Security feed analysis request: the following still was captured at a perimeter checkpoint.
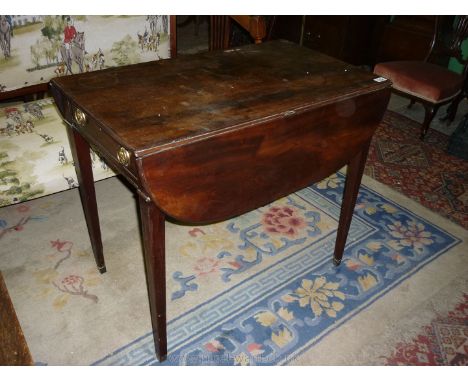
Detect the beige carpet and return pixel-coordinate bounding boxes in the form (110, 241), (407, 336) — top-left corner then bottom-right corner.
(0, 173), (466, 365)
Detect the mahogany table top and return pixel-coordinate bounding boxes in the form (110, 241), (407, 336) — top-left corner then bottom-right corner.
(50, 40), (388, 157)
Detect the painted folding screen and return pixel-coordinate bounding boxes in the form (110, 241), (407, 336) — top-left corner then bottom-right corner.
(0, 15), (171, 91)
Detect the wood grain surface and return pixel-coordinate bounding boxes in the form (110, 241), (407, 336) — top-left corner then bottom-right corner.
(0, 272), (33, 365)
(50, 40), (389, 155)
(50, 40), (390, 223)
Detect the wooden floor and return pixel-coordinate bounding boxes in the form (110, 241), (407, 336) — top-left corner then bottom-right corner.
(0, 271), (33, 365)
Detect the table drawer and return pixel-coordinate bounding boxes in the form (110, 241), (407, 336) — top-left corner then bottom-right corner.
(63, 100), (139, 185)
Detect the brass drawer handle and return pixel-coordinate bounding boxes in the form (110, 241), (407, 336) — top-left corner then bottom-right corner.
(117, 147), (130, 166)
(74, 108), (87, 127)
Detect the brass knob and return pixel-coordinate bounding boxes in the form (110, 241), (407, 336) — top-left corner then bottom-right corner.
(74, 108), (87, 127)
(117, 147), (130, 166)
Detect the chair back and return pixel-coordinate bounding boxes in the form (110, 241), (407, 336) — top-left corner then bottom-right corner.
(426, 16), (468, 73)
(209, 16), (267, 51)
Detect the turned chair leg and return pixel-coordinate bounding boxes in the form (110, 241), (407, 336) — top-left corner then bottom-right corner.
(420, 104), (438, 140)
(441, 92), (464, 124)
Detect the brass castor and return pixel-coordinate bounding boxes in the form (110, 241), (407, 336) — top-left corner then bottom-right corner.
(333, 257), (342, 266)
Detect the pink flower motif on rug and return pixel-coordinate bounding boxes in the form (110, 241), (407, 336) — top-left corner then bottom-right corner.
(0, 216), (30, 239)
(387, 221), (433, 252)
(247, 343), (264, 356)
(53, 275), (98, 303)
(31, 239), (101, 309)
(16, 204), (30, 213)
(261, 206), (307, 238)
(193, 257), (221, 277)
(383, 294), (468, 365)
(50, 239), (73, 270)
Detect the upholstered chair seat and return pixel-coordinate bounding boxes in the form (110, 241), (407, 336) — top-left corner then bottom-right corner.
(374, 61), (464, 103)
(373, 16), (468, 139)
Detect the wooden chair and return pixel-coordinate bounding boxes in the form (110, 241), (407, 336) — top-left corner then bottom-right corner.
(209, 16), (268, 51)
(374, 16), (468, 139)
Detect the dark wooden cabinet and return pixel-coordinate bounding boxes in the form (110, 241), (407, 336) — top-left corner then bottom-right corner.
(303, 16), (378, 66)
(270, 15), (304, 45)
(271, 16), (389, 67)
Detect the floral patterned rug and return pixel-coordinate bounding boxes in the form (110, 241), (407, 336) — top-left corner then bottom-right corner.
(0, 171), (466, 365)
(383, 293), (468, 365)
(366, 111), (468, 231)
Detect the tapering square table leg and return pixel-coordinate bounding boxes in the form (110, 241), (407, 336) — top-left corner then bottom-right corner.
(333, 141), (371, 266)
(138, 195), (167, 362)
(66, 126), (106, 273)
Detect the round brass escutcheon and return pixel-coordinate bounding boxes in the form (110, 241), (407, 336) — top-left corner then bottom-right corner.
(74, 108), (87, 127)
(117, 147), (131, 166)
